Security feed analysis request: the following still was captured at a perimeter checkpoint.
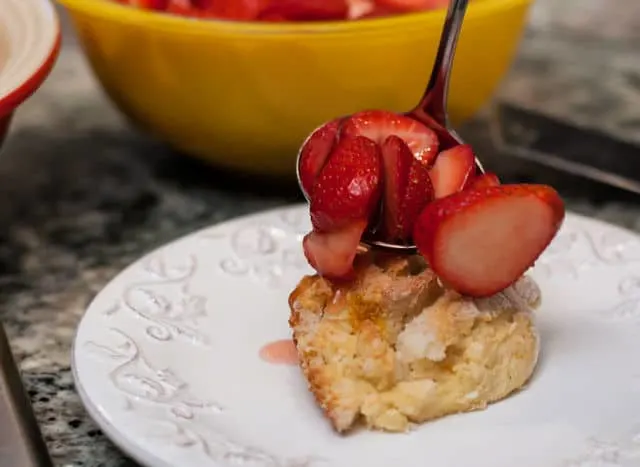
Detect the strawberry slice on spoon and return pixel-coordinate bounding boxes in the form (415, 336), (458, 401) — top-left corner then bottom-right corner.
(413, 184), (565, 297)
(303, 220), (367, 280)
(309, 136), (382, 232)
(401, 154), (435, 238)
(303, 136), (382, 279)
(467, 172), (500, 190)
(380, 135), (414, 240)
(342, 109), (439, 165)
(380, 135), (434, 242)
(297, 119), (342, 198)
(429, 144), (475, 198)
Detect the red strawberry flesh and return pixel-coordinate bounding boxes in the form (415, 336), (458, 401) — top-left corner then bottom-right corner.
(310, 135), (382, 232)
(260, 0), (349, 21)
(376, 0), (448, 11)
(413, 184), (565, 297)
(467, 172), (500, 190)
(379, 135), (434, 242)
(429, 144), (475, 198)
(302, 220), (366, 280)
(342, 110), (439, 166)
(346, 0), (375, 18)
(399, 156), (434, 241)
(355, 3), (406, 18)
(130, 0), (169, 9)
(165, 0), (203, 16)
(203, 0), (267, 19)
(380, 135), (413, 241)
(298, 119), (342, 198)
(119, 0), (447, 20)
(258, 11), (289, 20)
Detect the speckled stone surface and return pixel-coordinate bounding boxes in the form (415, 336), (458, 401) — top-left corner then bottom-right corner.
(503, 0), (640, 145)
(2, 0), (640, 465)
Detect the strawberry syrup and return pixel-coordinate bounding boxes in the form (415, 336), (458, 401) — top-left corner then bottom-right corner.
(259, 339), (298, 365)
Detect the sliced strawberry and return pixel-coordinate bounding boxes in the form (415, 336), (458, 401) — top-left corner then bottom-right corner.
(380, 135), (413, 240)
(310, 136), (382, 232)
(260, 0), (349, 21)
(258, 10), (289, 20)
(467, 172), (500, 190)
(298, 119), (342, 198)
(189, 0), (213, 7)
(303, 220), (366, 280)
(375, 0), (449, 12)
(166, 0), (203, 16)
(341, 110), (439, 166)
(358, 4), (404, 18)
(413, 184), (565, 297)
(400, 156), (434, 240)
(379, 135), (433, 242)
(130, 0), (169, 9)
(429, 144), (475, 198)
(197, 0), (266, 20)
(346, 0), (376, 18)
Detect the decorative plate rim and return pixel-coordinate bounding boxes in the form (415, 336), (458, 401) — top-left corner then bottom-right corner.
(70, 203), (640, 467)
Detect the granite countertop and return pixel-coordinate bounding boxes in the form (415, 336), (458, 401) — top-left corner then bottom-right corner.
(2, 0), (640, 465)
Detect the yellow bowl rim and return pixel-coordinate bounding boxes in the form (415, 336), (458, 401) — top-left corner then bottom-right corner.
(56, 0), (532, 36)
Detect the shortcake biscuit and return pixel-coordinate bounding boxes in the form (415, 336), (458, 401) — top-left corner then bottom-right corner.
(289, 253), (541, 433)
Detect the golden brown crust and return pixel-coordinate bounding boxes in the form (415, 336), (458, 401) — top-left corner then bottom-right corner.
(289, 253), (541, 433)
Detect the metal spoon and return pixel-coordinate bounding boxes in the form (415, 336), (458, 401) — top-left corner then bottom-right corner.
(297, 0), (483, 252)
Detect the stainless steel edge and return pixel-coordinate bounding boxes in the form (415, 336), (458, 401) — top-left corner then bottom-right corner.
(0, 324), (53, 467)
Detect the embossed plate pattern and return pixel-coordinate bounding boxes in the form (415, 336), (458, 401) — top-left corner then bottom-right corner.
(73, 204), (640, 467)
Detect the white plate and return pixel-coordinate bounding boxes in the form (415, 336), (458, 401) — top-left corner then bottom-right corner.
(72, 204), (640, 467)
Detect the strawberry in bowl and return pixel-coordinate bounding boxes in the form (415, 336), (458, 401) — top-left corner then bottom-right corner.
(0, 0), (61, 148)
(298, 109), (565, 298)
(111, 0), (451, 21)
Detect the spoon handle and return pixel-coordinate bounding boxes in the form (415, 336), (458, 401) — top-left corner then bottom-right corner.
(411, 0), (470, 127)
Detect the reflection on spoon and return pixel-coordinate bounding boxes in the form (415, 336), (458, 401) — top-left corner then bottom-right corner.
(259, 339), (298, 365)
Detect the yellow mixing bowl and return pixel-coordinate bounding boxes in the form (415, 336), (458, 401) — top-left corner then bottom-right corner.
(58, 0), (532, 176)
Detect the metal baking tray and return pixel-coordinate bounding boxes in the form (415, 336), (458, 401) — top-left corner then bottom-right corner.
(490, 103), (640, 195)
(0, 323), (52, 467)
